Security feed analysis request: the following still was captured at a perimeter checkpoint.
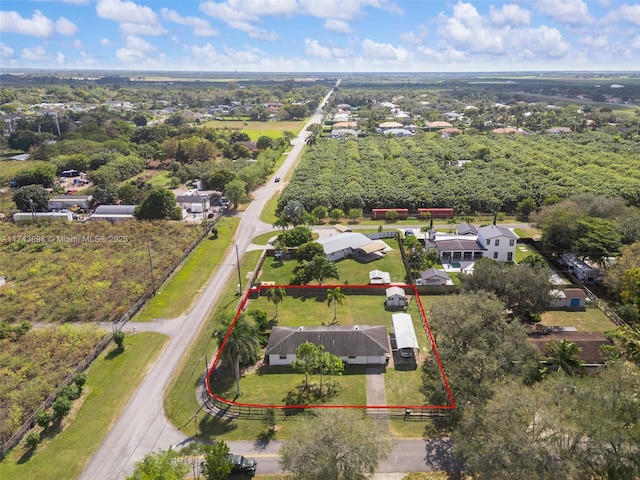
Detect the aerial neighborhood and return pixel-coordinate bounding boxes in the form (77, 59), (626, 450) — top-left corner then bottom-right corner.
(1, 69), (639, 480)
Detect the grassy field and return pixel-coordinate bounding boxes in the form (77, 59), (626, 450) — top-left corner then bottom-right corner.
(0, 332), (169, 480)
(200, 120), (304, 139)
(540, 308), (617, 333)
(135, 217), (240, 321)
(0, 159), (48, 182)
(260, 192), (280, 225)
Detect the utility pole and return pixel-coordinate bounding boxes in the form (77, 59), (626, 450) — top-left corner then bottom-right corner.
(235, 244), (242, 295)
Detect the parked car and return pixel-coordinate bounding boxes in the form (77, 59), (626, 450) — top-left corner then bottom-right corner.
(226, 454), (257, 477)
(274, 177), (281, 182)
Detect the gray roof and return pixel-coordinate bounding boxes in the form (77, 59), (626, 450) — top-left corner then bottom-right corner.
(420, 268), (450, 280)
(392, 313), (419, 350)
(94, 205), (137, 215)
(50, 195), (93, 201)
(434, 238), (484, 251)
(265, 325), (389, 357)
(477, 225), (518, 239)
(175, 195), (207, 204)
(317, 232), (373, 255)
(456, 222), (478, 235)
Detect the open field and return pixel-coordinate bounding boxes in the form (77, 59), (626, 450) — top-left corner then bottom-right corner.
(0, 221), (203, 323)
(200, 120), (304, 139)
(135, 217), (239, 321)
(0, 332), (169, 480)
(0, 159), (48, 182)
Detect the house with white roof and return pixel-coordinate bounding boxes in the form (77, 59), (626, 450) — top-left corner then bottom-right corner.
(317, 232), (387, 262)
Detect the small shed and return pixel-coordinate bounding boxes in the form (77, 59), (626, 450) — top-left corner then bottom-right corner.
(551, 288), (588, 310)
(13, 212), (73, 224)
(369, 270), (391, 285)
(385, 286), (408, 309)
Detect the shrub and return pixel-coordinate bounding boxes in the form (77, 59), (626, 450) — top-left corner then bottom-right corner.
(35, 410), (51, 429)
(26, 432), (41, 449)
(59, 383), (81, 401)
(52, 396), (72, 420)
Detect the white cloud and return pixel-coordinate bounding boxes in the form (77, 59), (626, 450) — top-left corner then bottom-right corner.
(632, 36), (640, 49)
(536, 0), (592, 25)
(96, 0), (159, 25)
(100, 38), (112, 47)
(489, 4), (531, 27)
(324, 19), (350, 34)
(304, 38), (350, 60)
(400, 25), (429, 45)
(120, 23), (167, 35)
(603, 4), (640, 26)
(124, 34), (156, 52)
(199, 1), (282, 40)
(581, 35), (608, 48)
(21, 45), (49, 61)
(161, 8), (218, 36)
(0, 10), (54, 38)
(299, 0), (402, 20)
(62, 0), (90, 4)
(361, 39), (411, 61)
(57, 51), (66, 64)
(56, 17), (79, 36)
(0, 43), (15, 58)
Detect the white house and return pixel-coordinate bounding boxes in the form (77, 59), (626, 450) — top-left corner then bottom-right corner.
(264, 325), (389, 366)
(560, 253), (601, 285)
(175, 194), (209, 212)
(476, 225), (518, 262)
(385, 286), (408, 309)
(317, 232), (387, 262)
(551, 288), (588, 310)
(369, 270), (391, 284)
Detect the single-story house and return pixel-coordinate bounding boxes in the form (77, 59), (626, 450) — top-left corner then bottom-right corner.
(551, 288), (588, 310)
(416, 268), (451, 286)
(378, 121), (404, 130)
(265, 325), (389, 366)
(529, 331), (612, 367)
(317, 232), (387, 262)
(14, 211), (73, 224)
(385, 286), (408, 309)
(425, 121), (453, 130)
(392, 313), (419, 357)
(380, 128), (413, 137)
(175, 194), (209, 211)
(48, 195), (93, 211)
(330, 128), (359, 138)
(369, 270), (391, 285)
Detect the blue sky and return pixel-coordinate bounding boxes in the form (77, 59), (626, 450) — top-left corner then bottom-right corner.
(1, 0), (639, 72)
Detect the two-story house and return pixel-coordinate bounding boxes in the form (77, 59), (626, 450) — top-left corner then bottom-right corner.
(476, 225), (518, 262)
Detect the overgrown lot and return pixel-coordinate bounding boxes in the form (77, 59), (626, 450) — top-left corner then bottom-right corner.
(0, 221), (202, 323)
(0, 324), (104, 446)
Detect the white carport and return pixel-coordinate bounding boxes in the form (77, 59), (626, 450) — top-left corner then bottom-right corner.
(392, 313), (419, 352)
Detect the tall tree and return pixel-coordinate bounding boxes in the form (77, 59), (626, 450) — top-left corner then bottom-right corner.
(326, 287), (345, 324)
(283, 200), (305, 226)
(214, 315), (261, 397)
(135, 188), (177, 220)
(224, 178), (246, 209)
(280, 409), (393, 480)
(12, 184), (49, 212)
(292, 341), (320, 391)
(265, 287), (286, 318)
(304, 256), (339, 285)
(544, 339), (585, 375)
(200, 441), (233, 480)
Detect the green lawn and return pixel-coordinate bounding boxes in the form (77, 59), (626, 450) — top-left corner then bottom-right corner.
(260, 193), (280, 225)
(0, 332), (169, 480)
(540, 308), (617, 333)
(200, 120), (304, 138)
(258, 238), (407, 286)
(135, 217), (240, 321)
(0, 159), (48, 181)
(210, 365), (367, 407)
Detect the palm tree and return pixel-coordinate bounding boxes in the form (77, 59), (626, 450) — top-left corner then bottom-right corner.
(326, 287), (345, 325)
(305, 133), (318, 149)
(214, 315), (260, 397)
(265, 287), (286, 318)
(545, 339), (585, 376)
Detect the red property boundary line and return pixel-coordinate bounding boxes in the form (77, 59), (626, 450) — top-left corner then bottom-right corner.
(205, 283), (455, 411)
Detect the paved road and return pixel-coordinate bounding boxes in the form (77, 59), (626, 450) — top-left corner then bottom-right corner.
(79, 84), (339, 480)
